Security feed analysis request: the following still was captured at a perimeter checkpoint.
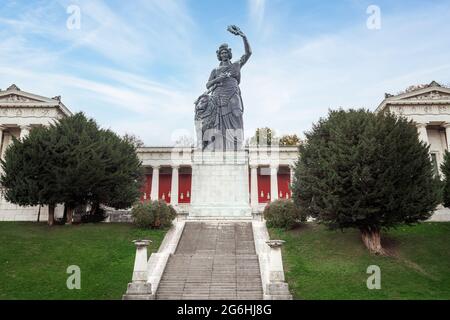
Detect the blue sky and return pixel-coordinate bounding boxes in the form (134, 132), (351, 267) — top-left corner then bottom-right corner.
(1, 0), (449, 145)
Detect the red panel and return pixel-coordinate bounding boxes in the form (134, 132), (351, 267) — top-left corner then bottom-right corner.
(159, 173), (172, 203)
(179, 173), (192, 203)
(140, 175), (152, 203)
(277, 173), (291, 199)
(258, 170), (271, 203)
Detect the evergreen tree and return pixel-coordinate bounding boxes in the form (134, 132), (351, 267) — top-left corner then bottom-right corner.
(440, 150), (450, 207)
(292, 109), (439, 254)
(48, 113), (143, 224)
(1, 126), (59, 225)
(1, 112), (143, 225)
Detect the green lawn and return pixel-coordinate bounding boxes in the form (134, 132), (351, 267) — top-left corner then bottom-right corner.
(0, 222), (167, 300)
(1, 221), (449, 300)
(269, 222), (450, 299)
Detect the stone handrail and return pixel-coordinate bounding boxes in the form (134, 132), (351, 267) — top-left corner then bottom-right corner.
(122, 218), (186, 300)
(252, 220), (292, 300)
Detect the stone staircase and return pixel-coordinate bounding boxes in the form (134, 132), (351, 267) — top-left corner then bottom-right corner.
(156, 222), (263, 300)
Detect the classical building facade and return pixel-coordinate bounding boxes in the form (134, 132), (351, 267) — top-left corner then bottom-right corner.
(1, 81), (449, 221)
(137, 146), (297, 216)
(0, 84), (72, 220)
(376, 81), (450, 175)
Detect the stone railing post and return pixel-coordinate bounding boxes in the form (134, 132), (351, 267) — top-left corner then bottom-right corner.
(122, 239), (154, 300)
(265, 240), (292, 299)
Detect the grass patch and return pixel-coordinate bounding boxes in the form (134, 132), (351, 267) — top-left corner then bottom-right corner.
(0, 222), (167, 300)
(269, 222), (450, 299)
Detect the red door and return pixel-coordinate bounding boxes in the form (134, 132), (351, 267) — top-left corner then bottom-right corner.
(140, 174), (152, 202)
(258, 167), (271, 203)
(159, 173), (172, 203)
(179, 173), (192, 203)
(277, 173), (291, 199)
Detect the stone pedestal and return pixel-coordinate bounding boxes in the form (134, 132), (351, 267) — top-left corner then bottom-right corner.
(265, 240), (292, 300)
(122, 239), (155, 300)
(189, 150), (251, 219)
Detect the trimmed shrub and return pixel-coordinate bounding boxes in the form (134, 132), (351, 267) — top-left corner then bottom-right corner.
(263, 199), (301, 229)
(131, 200), (177, 229)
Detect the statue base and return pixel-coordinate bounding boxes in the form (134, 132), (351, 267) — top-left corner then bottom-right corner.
(189, 150), (252, 219)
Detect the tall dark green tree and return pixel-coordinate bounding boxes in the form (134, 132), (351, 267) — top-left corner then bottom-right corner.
(292, 109), (439, 254)
(1, 112), (143, 225)
(1, 126), (59, 225)
(440, 151), (450, 207)
(48, 113), (143, 224)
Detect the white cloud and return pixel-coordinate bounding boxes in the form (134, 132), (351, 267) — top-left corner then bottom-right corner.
(248, 0), (266, 30)
(1, 1), (449, 145)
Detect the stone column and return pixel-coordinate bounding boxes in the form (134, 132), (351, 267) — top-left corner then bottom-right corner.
(0, 126), (4, 158)
(444, 123), (450, 151)
(122, 240), (154, 300)
(250, 164), (258, 212)
(289, 164), (295, 199)
(19, 125), (31, 140)
(416, 123), (429, 145)
(289, 165), (295, 184)
(270, 164), (278, 202)
(265, 240), (292, 299)
(150, 166), (160, 200)
(170, 165), (179, 206)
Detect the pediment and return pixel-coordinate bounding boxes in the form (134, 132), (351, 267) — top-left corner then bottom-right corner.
(388, 83), (450, 102)
(398, 89), (450, 101)
(376, 81), (450, 113)
(0, 93), (47, 103)
(0, 89), (59, 104)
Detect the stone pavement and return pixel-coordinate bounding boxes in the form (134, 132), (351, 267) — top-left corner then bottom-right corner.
(428, 205), (450, 221)
(156, 222), (263, 300)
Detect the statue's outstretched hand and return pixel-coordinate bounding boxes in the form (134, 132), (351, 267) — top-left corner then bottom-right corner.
(227, 25), (245, 37)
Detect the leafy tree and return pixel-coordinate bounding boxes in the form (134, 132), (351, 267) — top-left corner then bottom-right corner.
(279, 134), (301, 146)
(248, 127), (276, 146)
(292, 109), (439, 254)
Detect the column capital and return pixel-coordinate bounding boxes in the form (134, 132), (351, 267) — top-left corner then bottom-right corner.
(443, 123), (450, 129)
(171, 165), (180, 170)
(250, 163), (259, 169)
(270, 164), (279, 171)
(152, 165), (160, 170)
(416, 122), (428, 128)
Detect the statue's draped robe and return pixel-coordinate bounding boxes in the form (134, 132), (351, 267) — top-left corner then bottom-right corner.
(196, 52), (250, 151)
(208, 53), (250, 151)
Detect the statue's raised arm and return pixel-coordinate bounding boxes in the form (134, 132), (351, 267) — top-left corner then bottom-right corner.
(227, 25), (252, 68)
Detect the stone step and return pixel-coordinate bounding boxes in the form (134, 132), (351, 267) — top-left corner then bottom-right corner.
(156, 222), (263, 300)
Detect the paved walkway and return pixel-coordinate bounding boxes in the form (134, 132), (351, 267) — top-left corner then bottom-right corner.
(156, 222), (263, 300)
(428, 206), (450, 221)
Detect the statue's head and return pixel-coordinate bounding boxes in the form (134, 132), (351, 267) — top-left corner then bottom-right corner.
(216, 43), (232, 61)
